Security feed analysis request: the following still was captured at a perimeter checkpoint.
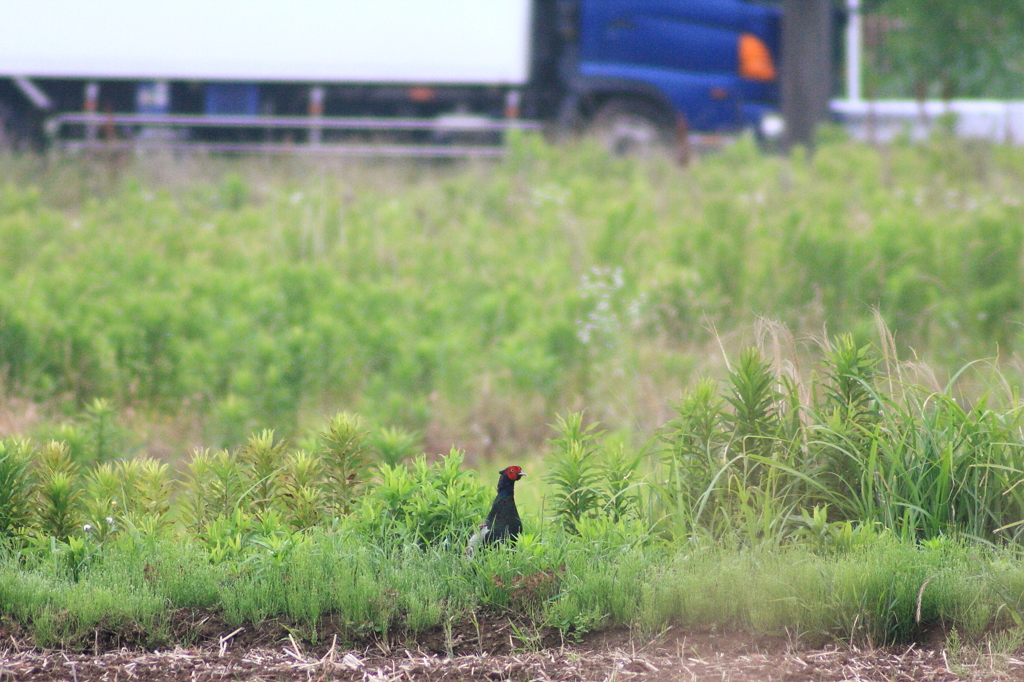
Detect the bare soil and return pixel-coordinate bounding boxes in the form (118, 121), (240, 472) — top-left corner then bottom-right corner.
(3, 616), (1023, 681)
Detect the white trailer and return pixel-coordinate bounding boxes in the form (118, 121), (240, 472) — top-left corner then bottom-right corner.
(0, 0), (540, 154)
(0, 0), (534, 85)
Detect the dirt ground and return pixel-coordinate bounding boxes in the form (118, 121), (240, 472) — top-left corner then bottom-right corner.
(4, 619), (1024, 682)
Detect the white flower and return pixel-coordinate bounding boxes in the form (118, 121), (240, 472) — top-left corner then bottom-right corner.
(83, 523), (93, 532)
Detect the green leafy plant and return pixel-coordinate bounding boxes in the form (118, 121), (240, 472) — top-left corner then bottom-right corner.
(278, 449), (325, 530)
(597, 435), (645, 523)
(129, 457), (174, 519)
(656, 378), (727, 535)
(545, 413), (604, 530)
(238, 429), (287, 514)
(363, 448), (488, 547)
(81, 461), (121, 541)
(724, 347), (781, 467)
(369, 425), (421, 469)
(83, 398), (119, 463)
(318, 413), (371, 517)
(180, 447), (247, 531)
(33, 441), (81, 541)
(0, 438), (34, 537)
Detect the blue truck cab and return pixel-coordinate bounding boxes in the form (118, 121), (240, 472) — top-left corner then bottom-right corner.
(557, 0), (781, 152)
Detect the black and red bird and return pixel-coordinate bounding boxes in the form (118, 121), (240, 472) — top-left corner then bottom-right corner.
(467, 465), (525, 557)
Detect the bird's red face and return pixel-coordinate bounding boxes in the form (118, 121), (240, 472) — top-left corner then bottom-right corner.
(504, 465), (524, 481)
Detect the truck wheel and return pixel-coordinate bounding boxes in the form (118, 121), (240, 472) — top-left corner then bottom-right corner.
(0, 103), (35, 152)
(0, 103), (18, 151)
(590, 99), (675, 157)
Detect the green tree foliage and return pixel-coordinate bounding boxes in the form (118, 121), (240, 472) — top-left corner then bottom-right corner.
(870, 0), (1024, 98)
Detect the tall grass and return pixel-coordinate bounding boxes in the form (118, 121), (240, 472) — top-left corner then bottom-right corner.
(638, 535), (1020, 646)
(654, 329), (1024, 545)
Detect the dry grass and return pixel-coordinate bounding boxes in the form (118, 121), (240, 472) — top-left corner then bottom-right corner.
(3, 629), (1020, 681)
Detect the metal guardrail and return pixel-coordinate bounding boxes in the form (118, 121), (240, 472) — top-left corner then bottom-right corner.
(56, 141), (511, 157)
(831, 99), (1024, 145)
(45, 112), (545, 156)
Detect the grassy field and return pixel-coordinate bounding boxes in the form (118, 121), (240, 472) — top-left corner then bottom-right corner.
(4, 133), (1024, 652)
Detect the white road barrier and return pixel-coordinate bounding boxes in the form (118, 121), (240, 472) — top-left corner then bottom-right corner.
(831, 99), (1024, 145)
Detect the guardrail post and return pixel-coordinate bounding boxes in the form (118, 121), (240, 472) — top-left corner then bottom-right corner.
(503, 90), (521, 147)
(84, 82), (99, 142)
(504, 90), (521, 121)
(309, 86), (325, 146)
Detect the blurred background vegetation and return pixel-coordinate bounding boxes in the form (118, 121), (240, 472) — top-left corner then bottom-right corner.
(2, 133), (1024, 459)
(860, 0), (1024, 99)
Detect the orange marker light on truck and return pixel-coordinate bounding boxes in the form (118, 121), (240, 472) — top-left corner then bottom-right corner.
(408, 86), (436, 102)
(738, 33), (777, 82)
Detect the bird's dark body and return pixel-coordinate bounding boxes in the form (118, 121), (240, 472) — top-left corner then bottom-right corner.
(467, 466), (524, 556)
(484, 492), (522, 544)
